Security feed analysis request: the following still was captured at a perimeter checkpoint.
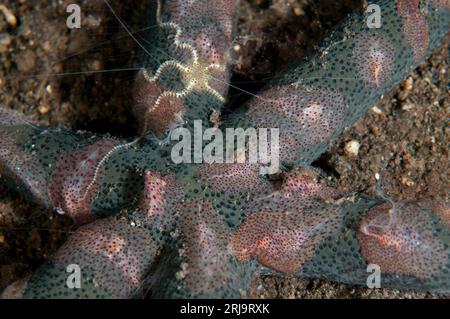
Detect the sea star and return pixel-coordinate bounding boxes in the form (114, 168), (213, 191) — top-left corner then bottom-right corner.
(0, 0), (449, 298)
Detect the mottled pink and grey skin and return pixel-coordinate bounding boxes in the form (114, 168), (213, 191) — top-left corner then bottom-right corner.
(48, 138), (119, 225)
(52, 217), (158, 298)
(397, 0), (431, 61)
(132, 0), (237, 137)
(418, 199), (450, 228)
(0, 109), (49, 204)
(244, 85), (347, 163)
(232, 170), (342, 275)
(242, 168), (339, 213)
(357, 202), (448, 279)
(0, 132), (50, 205)
(197, 160), (275, 195)
(353, 33), (395, 89)
(1, 169), (183, 299)
(1, 0), (449, 298)
(177, 198), (234, 294)
(139, 171), (183, 220)
(133, 71), (186, 136)
(164, 0), (236, 64)
(431, 0), (450, 9)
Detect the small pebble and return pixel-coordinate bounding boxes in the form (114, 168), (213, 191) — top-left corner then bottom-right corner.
(344, 140), (360, 157)
(293, 6), (304, 16)
(371, 106), (383, 115)
(38, 105), (50, 115)
(401, 103), (415, 111)
(45, 84), (53, 94)
(0, 5), (17, 29)
(401, 176), (415, 187)
(403, 77), (413, 91)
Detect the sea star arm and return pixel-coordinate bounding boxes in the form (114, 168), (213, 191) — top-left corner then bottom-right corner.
(0, 0), (449, 299)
